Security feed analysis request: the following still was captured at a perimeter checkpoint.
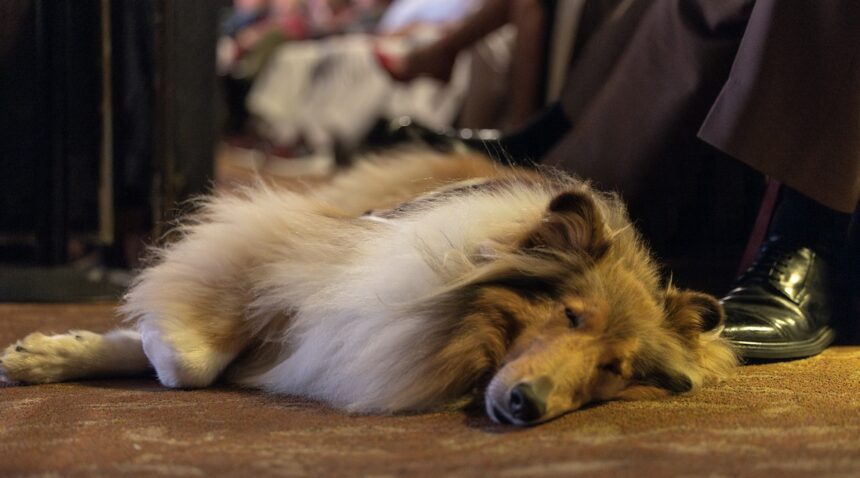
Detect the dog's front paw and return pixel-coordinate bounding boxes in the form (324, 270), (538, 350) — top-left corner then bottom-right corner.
(0, 331), (98, 384)
(0, 345), (22, 385)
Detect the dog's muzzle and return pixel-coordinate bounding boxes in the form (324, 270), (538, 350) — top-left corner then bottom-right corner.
(487, 377), (553, 426)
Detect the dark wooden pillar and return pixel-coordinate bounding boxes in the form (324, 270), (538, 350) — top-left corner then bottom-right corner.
(33, 0), (71, 265)
(152, 0), (218, 235)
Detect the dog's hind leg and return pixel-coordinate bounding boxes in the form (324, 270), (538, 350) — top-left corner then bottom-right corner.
(0, 329), (149, 384)
(136, 315), (245, 389)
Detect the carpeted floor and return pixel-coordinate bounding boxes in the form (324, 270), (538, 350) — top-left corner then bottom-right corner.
(2, 303), (859, 477)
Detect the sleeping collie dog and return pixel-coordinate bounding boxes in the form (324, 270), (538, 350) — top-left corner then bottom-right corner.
(1, 151), (736, 425)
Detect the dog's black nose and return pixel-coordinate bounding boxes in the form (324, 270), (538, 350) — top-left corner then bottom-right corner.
(508, 383), (545, 423)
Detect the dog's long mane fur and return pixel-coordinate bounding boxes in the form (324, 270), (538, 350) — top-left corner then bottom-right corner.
(121, 151), (734, 412)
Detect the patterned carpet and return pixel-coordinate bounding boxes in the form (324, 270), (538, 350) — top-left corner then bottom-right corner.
(2, 303), (859, 477)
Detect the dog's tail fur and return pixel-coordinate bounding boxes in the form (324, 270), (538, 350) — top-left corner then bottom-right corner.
(0, 329), (150, 384)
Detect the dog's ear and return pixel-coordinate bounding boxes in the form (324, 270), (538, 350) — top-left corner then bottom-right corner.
(663, 289), (725, 341)
(521, 190), (609, 257)
(615, 289), (724, 400)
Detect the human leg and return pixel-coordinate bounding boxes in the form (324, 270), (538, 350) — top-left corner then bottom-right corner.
(499, 0), (547, 130)
(698, 0), (860, 358)
(720, 186), (853, 359)
(390, 0), (510, 82)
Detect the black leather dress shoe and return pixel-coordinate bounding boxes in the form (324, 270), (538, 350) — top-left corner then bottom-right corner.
(369, 116), (535, 167)
(370, 116), (503, 153)
(372, 102), (573, 164)
(721, 237), (837, 360)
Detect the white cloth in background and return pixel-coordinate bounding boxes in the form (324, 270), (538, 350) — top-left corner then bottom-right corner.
(377, 0), (480, 33)
(246, 34), (471, 151)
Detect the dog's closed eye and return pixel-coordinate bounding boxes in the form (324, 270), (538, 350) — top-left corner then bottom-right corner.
(565, 308), (582, 328)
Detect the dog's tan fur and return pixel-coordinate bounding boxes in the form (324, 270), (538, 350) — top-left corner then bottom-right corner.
(0, 151), (736, 425)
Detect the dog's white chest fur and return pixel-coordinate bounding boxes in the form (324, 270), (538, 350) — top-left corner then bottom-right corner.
(243, 188), (550, 410)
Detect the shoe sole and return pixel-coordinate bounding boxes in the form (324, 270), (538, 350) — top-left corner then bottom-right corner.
(728, 326), (836, 360)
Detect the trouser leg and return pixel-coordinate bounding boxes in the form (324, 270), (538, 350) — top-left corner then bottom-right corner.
(698, 0), (860, 214)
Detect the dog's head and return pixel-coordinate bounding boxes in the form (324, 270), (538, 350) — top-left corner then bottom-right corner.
(459, 189), (736, 426)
